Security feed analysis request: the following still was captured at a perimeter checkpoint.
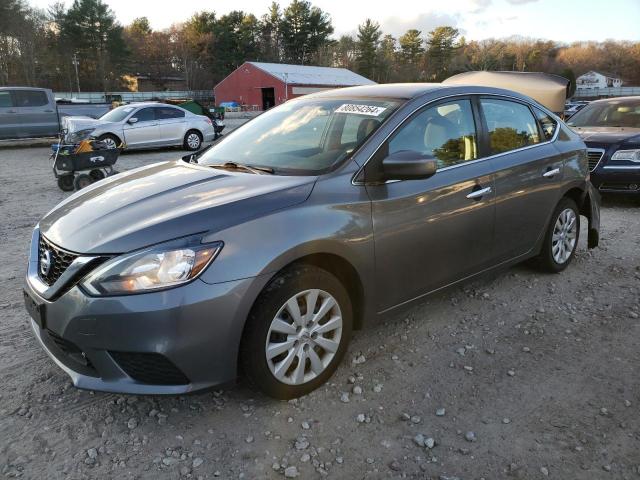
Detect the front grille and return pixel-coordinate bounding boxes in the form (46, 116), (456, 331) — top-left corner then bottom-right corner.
(587, 149), (604, 172)
(38, 235), (79, 286)
(46, 329), (95, 370)
(109, 351), (190, 385)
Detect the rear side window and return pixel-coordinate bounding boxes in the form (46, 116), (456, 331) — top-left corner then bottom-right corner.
(13, 90), (48, 107)
(533, 107), (558, 141)
(0, 91), (13, 107)
(156, 107), (185, 120)
(389, 99), (478, 169)
(480, 98), (540, 154)
(134, 107), (155, 122)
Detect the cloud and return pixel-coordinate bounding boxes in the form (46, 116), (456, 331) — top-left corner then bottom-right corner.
(505, 0), (539, 4)
(380, 12), (462, 37)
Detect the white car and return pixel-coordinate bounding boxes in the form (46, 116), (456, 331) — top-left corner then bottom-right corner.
(63, 102), (217, 151)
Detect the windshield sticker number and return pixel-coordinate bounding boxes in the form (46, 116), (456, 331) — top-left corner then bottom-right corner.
(335, 104), (387, 116)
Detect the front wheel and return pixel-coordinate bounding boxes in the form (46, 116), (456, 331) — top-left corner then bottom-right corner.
(240, 265), (353, 399)
(96, 134), (119, 150)
(536, 197), (580, 273)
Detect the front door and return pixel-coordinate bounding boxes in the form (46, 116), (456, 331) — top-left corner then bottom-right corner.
(478, 97), (564, 262)
(154, 106), (186, 145)
(365, 98), (496, 312)
(122, 107), (159, 148)
(0, 90), (18, 139)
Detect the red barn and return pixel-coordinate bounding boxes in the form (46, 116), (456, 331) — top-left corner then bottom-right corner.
(214, 62), (375, 110)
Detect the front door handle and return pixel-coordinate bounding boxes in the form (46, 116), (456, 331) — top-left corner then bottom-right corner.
(466, 186), (492, 199)
(543, 167), (560, 178)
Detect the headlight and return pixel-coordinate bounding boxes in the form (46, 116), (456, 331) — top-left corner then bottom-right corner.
(611, 149), (640, 162)
(81, 237), (223, 296)
(66, 128), (95, 143)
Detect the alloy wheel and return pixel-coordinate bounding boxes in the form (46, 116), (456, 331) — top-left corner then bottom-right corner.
(265, 289), (343, 385)
(102, 137), (117, 149)
(552, 208), (577, 264)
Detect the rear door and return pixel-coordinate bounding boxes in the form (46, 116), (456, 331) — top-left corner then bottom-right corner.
(478, 97), (564, 262)
(365, 97), (496, 312)
(9, 89), (58, 138)
(122, 107), (159, 148)
(154, 106), (187, 145)
(0, 90), (18, 139)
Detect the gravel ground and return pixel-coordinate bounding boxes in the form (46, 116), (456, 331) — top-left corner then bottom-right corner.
(0, 142), (639, 480)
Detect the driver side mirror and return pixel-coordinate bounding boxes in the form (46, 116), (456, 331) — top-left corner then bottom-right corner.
(128, 117), (138, 124)
(381, 150), (438, 181)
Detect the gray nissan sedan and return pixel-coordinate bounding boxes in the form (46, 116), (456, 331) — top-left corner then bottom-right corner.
(24, 83), (600, 399)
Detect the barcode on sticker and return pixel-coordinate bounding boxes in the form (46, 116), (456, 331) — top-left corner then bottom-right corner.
(335, 104), (387, 116)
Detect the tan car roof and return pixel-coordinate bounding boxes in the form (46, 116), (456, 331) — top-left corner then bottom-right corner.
(443, 71), (569, 114)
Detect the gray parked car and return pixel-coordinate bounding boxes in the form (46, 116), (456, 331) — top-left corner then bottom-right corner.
(24, 84), (600, 399)
(63, 102), (217, 151)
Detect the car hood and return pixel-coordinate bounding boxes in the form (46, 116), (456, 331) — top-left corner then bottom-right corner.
(39, 160), (316, 254)
(571, 126), (640, 144)
(62, 116), (106, 133)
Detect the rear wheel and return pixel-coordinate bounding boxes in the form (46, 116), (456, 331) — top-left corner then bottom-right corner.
(97, 134), (119, 150)
(57, 174), (75, 192)
(89, 169), (106, 181)
(74, 174), (93, 190)
(536, 197), (580, 273)
(240, 265), (353, 399)
(183, 130), (202, 151)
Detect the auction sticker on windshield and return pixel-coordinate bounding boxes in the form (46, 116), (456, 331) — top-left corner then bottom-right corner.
(335, 104), (387, 116)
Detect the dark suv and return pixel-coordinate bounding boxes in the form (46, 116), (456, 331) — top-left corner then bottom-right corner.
(24, 84), (600, 399)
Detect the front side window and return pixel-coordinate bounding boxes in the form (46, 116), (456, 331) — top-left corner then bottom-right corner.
(534, 107), (558, 141)
(0, 91), (13, 108)
(156, 106), (185, 120)
(134, 108), (155, 123)
(13, 90), (48, 107)
(199, 97), (400, 175)
(481, 98), (540, 154)
(388, 99), (478, 169)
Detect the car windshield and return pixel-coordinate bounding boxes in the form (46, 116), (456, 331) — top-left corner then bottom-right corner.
(568, 99), (640, 128)
(198, 97), (401, 174)
(100, 106), (135, 123)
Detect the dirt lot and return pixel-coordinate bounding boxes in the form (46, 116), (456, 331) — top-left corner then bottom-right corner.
(0, 144), (639, 480)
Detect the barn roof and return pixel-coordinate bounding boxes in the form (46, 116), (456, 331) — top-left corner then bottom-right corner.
(247, 62), (376, 86)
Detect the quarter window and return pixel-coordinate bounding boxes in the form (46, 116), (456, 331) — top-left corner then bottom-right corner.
(533, 107), (558, 141)
(389, 99), (478, 168)
(481, 98), (540, 154)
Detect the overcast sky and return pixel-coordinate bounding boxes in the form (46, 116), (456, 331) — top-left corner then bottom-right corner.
(30, 0), (640, 43)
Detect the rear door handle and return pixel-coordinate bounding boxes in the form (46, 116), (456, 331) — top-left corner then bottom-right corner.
(543, 167), (560, 178)
(466, 186), (492, 199)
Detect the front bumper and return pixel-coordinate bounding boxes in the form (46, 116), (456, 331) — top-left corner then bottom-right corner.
(591, 166), (640, 194)
(24, 229), (267, 394)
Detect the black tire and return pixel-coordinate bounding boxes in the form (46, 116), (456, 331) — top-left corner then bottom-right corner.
(536, 197), (580, 273)
(240, 264), (353, 400)
(74, 174), (93, 191)
(183, 130), (202, 151)
(57, 174), (75, 192)
(97, 134), (120, 150)
(89, 169), (106, 181)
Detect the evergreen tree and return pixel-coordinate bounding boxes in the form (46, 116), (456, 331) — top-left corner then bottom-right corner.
(356, 19), (381, 80)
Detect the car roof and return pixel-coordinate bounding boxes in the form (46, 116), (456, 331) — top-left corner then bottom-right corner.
(307, 83), (543, 107)
(588, 96), (640, 105)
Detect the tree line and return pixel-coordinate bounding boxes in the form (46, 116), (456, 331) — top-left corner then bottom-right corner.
(2, 0), (639, 93)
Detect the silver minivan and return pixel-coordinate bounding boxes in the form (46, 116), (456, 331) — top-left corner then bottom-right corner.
(24, 83), (600, 399)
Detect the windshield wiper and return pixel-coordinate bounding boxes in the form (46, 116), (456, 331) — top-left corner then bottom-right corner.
(208, 161), (274, 175)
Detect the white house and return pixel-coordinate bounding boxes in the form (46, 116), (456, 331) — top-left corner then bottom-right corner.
(576, 71), (623, 89)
